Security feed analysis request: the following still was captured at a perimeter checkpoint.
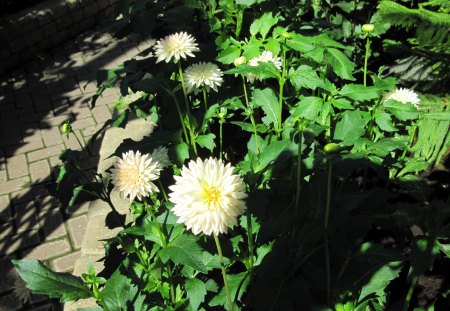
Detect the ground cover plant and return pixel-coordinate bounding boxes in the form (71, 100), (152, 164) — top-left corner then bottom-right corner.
(12, 0), (450, 310)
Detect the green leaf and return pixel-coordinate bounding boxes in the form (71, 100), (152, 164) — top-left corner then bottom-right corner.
(159, 235), (208, 273)
(12, 259), (91, 302)
(172, 142), (189, 165)
(384, 100), (419, 121)
(255, 139), (293, 172)
(410, 236), (440, 275)
(113, 110), (129, 128)
(68, 184), (99, 207)
(358, 262), (402, 302)
(374, 111), (397, 132)
(334, 110), (367, 145)
(249, 12), (278, 39)
(225, 62), (280, 80)
(185, 278), (207, 311)
(217, 45), (241, 64)
(209, 272), (250, 307)
(102, 269), (132, 311)
(398, 159), (430, 177)
(366, 137), (407, 157)
(196, 134), (216, 151)
(422, 111), (450, 121)
(291, 97), (323, 121)
(340, 84), (381, 101)
(242, 37), (262, 60)
(288, 65), (323, 91)
(286, 34), (315, 53)
(252, 88), (280, 127)
(325, 48), (355, 81)
(331, 98), (354, 110)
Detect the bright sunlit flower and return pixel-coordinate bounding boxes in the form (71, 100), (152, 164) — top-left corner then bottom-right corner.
(154, 32), (200, 63)
(247, 50), (282, 83)
(385, 87), (420, 106)
(184, 62), (224, 94)
(14, 278), (31, 303)
(169, 157), (247, 236)
(111, 151), (160, 201)
(151, 146), (171, 169)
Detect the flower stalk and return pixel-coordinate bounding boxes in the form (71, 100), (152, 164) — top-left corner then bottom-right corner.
(214, 235), (234, 311)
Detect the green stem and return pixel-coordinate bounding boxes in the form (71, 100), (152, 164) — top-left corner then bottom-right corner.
(363, 36), (371, 87)
(404, 275), (418, 311)
(161, 86), (189, 144)
(324, 234), (331, 306)
(219, 121), (223, 160)
(278, 42), (287, 138)
(392, 124), (417, 178)
(168, 262), (176, 305)
(177, 61), (190, 111)
(324, 160), (333, 230)
(72, 130), (91, 158)
(246, 210), (254, 267)
(214, 235), (234, 311)
(203, 88), (208, 112)
(93, 283), (110, 311)
(295, 130), (303, 215)
(158, 180), (169, 202)
(242, 76), (258, 153)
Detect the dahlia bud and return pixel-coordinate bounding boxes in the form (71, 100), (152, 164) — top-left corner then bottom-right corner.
(362, 24), (374, 34)
(281, 32), (292, 39)
(323, 143), (340, 154)
(60, 122), (72, 134)
(233, 56), (247, 67)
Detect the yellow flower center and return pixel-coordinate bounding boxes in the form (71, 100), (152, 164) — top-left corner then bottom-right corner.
(203, 185), (221, 206)
(124, 168), (140, 185)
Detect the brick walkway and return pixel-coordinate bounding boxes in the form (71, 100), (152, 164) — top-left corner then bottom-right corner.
(0, 28), (152, 310)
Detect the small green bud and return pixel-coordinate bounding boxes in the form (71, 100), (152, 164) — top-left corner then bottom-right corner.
(362, 24), (374, 34)
(233, 56), (246, 67)
(60, 122), (72, 134)
(281, 32), (292, 39)
(324, 143), (340, 154)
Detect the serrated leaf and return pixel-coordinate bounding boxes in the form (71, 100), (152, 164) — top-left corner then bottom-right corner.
(375, 111), (397, 132)
(209, 272), (250, 307)
(291, 97), (324, 120)
(217, 45), (241, 64)
(334, 110), (367, 145)
(358, 262), (402, 302)
(398, 159), (430, 177)
(252, 88), (280, 127)
(196, 134), (216, 151)
(102, 269), (132, 311)
(340, 84), (381, 101)
(225, 62), (280, 80)
(159, 235), (208, 273)
(172, 142), (189, 165)
(185, 278), (207, 311)
(249, 12), (278, 39)
(12, 259), (91, 302)
(383, 100), (419, 121)
(288, 65), (323, 91)
(286, 34), (315, 53)
(325, 48), (355, 81)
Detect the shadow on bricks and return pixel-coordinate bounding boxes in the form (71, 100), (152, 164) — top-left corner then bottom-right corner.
(0, 26), (151, 310)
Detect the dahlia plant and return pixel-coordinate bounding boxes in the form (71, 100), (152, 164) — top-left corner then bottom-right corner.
(12, 1), (450, 311)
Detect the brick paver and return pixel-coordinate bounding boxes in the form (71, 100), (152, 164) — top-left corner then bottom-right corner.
(0, 26), (153, 310)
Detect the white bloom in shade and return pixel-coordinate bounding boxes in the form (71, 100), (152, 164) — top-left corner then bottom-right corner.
(111, 151), (160, 201)
(14, 278), (31, 303)
(247, 51), (282, 83)
(184, 62), (224, 94)
(169, 157), (247, 236)
(154, 32), (200, 63)
(385, 87), (420, 106)
(151, 146), (171, 169)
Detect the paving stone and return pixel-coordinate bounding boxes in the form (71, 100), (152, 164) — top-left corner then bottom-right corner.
(0, 195), (11, 218)
(29, 159), (51, 183)
(0, 230), (40, 255)
(5, 140), (44, 157)
(0, 169), (7, 183)
(37, 196), (61, 211)
(22, 239), (71, 261)
(91, 105), (111, 123)
(39, 209), (66, 240)
(0, 176), (30, 196)
(62, 129), (84, 150)
(67, 214), (87, 250)
(11, 184), (47, 204)
(15, 202), (40, 233)
(0, 222), (14, 240)
(27, 144), (64, 162)
(71, 117), (96, 130)
(49, 155), (62, 168)
(6, 154), (28, 179)
(51, 250), (81, 272)
(41, 126), (64, 147)
(67, 201), (89, 216)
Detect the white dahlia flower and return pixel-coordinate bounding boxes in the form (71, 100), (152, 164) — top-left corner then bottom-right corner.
(111, 151), (160, 201)
(14, 278), (31, 303)
(184, 62), (224, 94)
(169, 157), (247, 236)
(385, 87), (420, 106)
(154, 32), (200, 63)
(247, 51), (282, 83)
(151, 146), (171, 170)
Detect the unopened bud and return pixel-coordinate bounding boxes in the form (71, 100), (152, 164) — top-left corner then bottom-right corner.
(281, 32), (292, 39)
(324, 143), (340, 154)
(233, 56), (246, 67)
(362, 24), (374, 34)
(60, 122), (72, 134)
